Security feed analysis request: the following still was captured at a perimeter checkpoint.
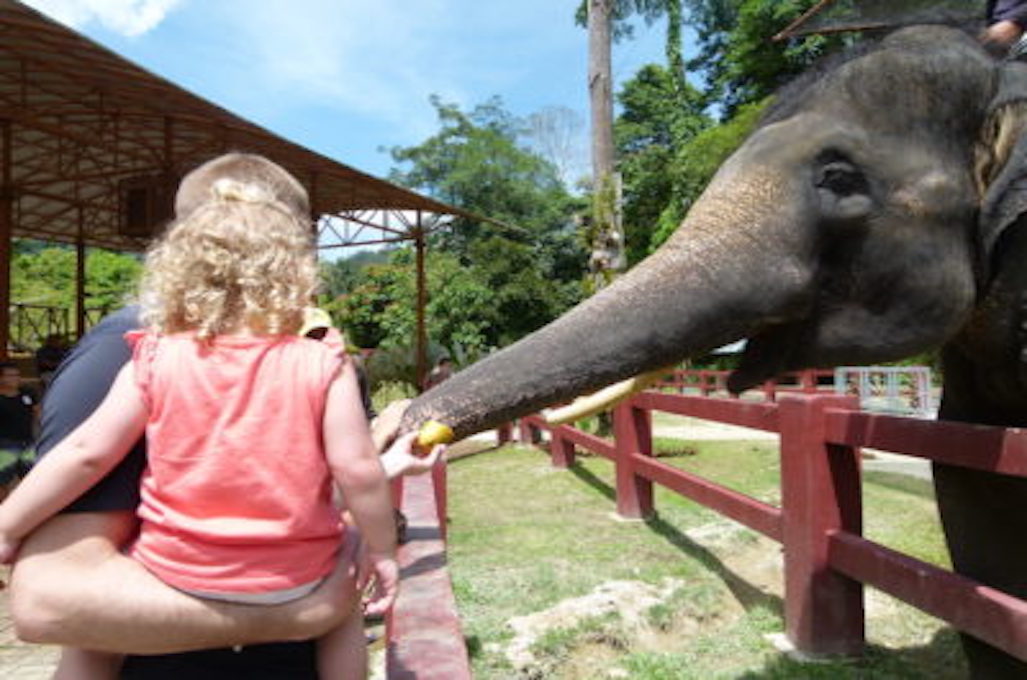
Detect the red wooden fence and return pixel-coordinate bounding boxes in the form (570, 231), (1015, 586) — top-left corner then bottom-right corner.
(387, 460), (472, 679)
(518, 391), (1027, 661)
(663, 368), (835, 400)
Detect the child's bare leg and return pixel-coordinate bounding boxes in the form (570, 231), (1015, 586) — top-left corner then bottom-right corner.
(53, 647), (123, 680)
(316, 606), (366, 680)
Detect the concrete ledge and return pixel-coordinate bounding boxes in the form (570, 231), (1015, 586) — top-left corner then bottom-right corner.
(386, 468), (471, 679)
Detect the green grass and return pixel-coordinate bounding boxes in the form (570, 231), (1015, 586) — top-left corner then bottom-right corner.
(446, 439), (964, 679)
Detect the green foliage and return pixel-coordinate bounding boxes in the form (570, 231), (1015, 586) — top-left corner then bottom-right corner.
(685, 0), (851, 115)
(649, 99), (767, 251)
(11, 242), (142, 311)
(616, 64), (711, 264)
(370, 379), (418, 414)
(343, 97), (587, 354)
(320, 249), (391, 299)
(388, 96), (583, 258)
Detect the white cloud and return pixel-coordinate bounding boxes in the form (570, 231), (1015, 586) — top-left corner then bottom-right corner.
(221, 0), (468, 134)
(23, 0), (183, 37)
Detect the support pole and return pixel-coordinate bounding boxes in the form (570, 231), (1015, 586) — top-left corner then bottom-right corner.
(0, 120), (12, 359)
(75, 207), (86, 340)
(779, 392), (864, 656)
(613, 399), (654, 519)
(414, 218), (428, 392)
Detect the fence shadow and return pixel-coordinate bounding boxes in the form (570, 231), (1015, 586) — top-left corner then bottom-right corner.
(567, 459), (780, 615)
(568, 461), (616, 503)
(737, 627), (967, 679)
(644, 515), (782, 616)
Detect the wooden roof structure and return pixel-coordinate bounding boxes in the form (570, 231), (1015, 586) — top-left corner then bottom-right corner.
(774, 0), (980, 41)
(0, 0), (473, 382)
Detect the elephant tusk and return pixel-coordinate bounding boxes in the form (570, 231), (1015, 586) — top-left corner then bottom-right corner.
(542, 366), (674, 425)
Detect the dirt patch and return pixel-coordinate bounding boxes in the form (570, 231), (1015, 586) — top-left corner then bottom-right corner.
(497, 520), (786, 678)
(503, 578), (685, 673)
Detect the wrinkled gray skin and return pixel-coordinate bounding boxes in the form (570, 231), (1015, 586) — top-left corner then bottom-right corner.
(404, 26), (1027, 677)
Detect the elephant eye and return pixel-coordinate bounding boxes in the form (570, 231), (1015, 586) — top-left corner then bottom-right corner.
(816, 161), (868, 196)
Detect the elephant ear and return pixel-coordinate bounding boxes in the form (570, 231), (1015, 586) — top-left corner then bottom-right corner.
(977, 64), (1027, 279)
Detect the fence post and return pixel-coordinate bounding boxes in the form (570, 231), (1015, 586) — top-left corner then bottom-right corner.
(613, 399), (654, 519)
(496, 422), (512, 445)
(550, 426), (575, 468)
(778, 392), (864, 657)
(391, 476), (405, 513)
(431, 456), (448, 541)
(517, 419), (534, 445)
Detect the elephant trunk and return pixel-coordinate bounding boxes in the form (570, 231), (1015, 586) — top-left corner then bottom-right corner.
(402, 165), (812, 439)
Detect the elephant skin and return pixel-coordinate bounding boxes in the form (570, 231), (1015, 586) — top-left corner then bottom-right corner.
(404, 26), (1027, 678)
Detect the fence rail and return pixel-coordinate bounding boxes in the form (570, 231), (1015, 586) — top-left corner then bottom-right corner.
(8, 304), (109, 354)
(517, 390), (1027, 662)
(663, 367), (936, 417)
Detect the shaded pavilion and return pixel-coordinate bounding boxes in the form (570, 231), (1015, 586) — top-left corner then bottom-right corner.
(0, 0), (474, 387)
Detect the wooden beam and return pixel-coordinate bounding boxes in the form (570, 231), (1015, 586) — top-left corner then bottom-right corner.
(75, 206), (85, 339)
(0, 119), (11, 358)
(415, 217), (428, 392)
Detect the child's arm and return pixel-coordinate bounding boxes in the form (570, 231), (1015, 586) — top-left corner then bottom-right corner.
(323, 359), (398, 614)
(0, 363), (146, 560)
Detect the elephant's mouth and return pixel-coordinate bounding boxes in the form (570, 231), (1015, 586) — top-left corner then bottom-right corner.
(727, 322), (811, 393)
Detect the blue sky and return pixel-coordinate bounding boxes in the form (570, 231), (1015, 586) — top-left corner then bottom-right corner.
(23, 0), (669, 182)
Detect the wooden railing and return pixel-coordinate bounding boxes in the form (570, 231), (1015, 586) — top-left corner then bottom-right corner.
(8, 304), (110, 354)
(386, 459), (472, 679)
(517, 391), (1027, 661)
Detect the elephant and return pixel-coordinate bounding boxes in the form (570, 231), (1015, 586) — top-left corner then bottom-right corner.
(402, 25), (1027, 678)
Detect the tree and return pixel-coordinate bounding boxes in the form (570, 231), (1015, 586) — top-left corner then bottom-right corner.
(586, 0), (624, 292)
(615, 63), (710, 264)
(524, 106), (587, 188)
(11, 244), (141, 311)
(649, 99), (767, 250)
(348, 97), (587, 367)
(389, 96), (580, 261)
(685, 0), (850, 114)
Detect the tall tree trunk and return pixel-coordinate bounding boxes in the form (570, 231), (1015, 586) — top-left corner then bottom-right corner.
(665, 0), (686, 94)
(587, 0), (624, 294)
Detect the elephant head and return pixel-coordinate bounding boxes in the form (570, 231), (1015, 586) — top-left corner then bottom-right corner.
(402, 25), (1027, 441)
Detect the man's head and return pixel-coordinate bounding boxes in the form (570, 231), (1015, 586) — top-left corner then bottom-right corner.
(141, 153), (317, 339)
(174, 152), (311, 220)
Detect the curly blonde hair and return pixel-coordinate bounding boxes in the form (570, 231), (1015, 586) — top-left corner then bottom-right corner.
(139, 154), (318, 340)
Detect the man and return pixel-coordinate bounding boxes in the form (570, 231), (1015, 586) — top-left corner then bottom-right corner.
(8, 156), (440, 677)
(11, 306), (343, 677)
(984, 0), (1027, 56)
(0, 361), (37, 491)
(34, 334), (67, 391)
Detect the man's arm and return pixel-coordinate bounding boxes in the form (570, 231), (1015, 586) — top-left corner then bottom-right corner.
(9, 307), (357, 653)
(0, 365), (146, 557)
(9, 511), (356, 654)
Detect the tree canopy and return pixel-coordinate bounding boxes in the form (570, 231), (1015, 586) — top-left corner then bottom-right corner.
(323, 97), (587, 366)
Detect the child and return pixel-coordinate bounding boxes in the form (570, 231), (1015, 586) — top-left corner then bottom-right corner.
(0, 153), (417, 679)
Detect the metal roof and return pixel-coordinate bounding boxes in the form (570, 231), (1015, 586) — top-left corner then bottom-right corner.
(0, 0), (475, 252)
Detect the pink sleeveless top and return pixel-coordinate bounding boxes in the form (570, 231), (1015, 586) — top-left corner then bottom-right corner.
(125, 330), (345, 594)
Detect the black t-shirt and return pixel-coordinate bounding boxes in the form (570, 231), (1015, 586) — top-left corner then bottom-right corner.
(0, 389), (36, 449)
(36, 306), (316, 678)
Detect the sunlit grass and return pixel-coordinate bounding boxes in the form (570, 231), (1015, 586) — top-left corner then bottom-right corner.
(446, 439), (964, 679)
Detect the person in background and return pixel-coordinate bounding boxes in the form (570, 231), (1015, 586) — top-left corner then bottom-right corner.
(984, 0), (1027, 57)
(0, 361), (37, 494)
(424, 355), (453, 391)
(34, 334), (67, 392)
(301, 307), (376, 421)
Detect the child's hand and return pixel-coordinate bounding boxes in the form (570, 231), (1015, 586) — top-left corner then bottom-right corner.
(380, 432), (446, 479)
(363, 552), (399, 617)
